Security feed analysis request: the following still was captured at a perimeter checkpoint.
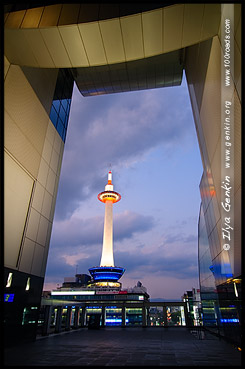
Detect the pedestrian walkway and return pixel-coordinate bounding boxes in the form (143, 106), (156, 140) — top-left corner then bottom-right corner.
(4, 327), (242, 366)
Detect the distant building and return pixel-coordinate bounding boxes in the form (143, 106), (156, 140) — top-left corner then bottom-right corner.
(182, 288), (201, 326)
(46, 275), (149, 327)
(50, 276), (149, 304)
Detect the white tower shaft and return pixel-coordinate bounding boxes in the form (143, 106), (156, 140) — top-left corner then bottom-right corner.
(100, 200), (114, 266)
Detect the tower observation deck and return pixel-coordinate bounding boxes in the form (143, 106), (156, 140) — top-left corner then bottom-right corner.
(89, 171), (125, 284)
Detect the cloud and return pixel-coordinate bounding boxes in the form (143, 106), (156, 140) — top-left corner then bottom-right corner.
(116, 242), (198, 280)
(50, 210), (155, 249)
(163, 233), (197, 244)
(55, 81), (194, 220)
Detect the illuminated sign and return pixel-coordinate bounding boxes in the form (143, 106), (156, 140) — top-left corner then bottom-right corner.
(96, 291), (120, 294)
(4, 293), (14, 302)
(106, 318), (129, 323)
(51, 290), (95, 296)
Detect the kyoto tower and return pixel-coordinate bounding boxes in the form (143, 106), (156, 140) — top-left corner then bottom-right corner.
(89, 171), (125, 286)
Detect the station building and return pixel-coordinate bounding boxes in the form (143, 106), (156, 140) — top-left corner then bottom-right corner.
(39, 278), (188, 333)
(4, 3), (241, 346)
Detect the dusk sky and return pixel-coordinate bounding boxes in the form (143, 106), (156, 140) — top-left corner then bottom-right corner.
(43, 72), (203, 300)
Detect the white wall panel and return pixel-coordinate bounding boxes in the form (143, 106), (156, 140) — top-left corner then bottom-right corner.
(18, 238), (35, 274)
(42, 137), (53, 166)
(37, 158), (49, 187)
(50, 148), (59, 173)
(25, 207), (40, 242)
(46, 168), (56, 195)
(78, 22), (107, 65)
(32, 181), (45, 213)
(142, 9), (162, 57)
(59, 25), (89, 67)
(40, 27), (72, 67)
(99, 18), (125, 64)
(163, 5), (184, 53)
(4, 65), (48, 156)
(4, 151), (34, 269)
(45, 120), (56, 146)
(182, 4), (204, 48)
(4, 110), (41, 178)
(200, 36), (221, 164)
(120, 14), (144, 61)
(53, 131), (62, 155)
(31, 244), (45, 276)
(4, 55), (10, 79)
(36, 215), (49, 247)
(24, 28), (55, 68)
(42, 190), (53, 220)
(201, 4), (220, 41)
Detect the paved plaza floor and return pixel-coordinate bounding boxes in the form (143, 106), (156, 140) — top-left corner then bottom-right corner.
(4, 327), (242, 366)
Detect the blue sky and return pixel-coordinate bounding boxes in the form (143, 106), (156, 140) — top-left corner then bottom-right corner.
(44, 72), (203, 300)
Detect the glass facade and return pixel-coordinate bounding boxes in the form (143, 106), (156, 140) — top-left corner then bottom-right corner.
(198, 203), (219, 326)
(105, 307), (123, 326)
(49, 68), (74, 143)
(126, 308), (142, 326)
(148, 306), (164, 326)
(198, 201), (241, 345)
(166, 306), (186, 326)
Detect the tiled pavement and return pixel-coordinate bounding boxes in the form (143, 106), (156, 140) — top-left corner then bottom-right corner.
(4, 327), (242, 366)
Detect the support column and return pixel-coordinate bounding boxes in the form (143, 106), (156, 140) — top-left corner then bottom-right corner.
(163, 306), (168, 327)
(121, 305), (126, 327)
(65, 306), (72, 331)
(101, 306), (106, 327)
(55, 306), (62, 333)
(142, 306), (147, 327)
(42, 305), (52, 336)
(183, 303), (189, 327)
(146, 308), (151, 326)
(81, 307), (86, 327)
(73, 307), (80, 329)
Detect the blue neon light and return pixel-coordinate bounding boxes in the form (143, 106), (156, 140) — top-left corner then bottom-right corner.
(106, 319), (129, 323)
(220, 318), (239, 323)
(89, 266), (125, 282)
(4, 294), (14, 302)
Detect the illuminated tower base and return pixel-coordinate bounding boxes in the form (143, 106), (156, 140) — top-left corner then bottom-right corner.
(89, 171), (125, 285)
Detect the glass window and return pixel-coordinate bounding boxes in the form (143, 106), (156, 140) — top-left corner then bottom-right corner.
(148, 306), (164, 326)
(56, 118), (64, 138)
(61, 98), (68, 112)
(50, 105), (58, 127)
(51, 69), (74, 142)
(62, 127), (67, 142)
(126, 308), (142, 326)
(59, 105), (66, 124)
(52, 100), (60, 112)
(166, 306), (184, 326)
(63, 114), (69, 129)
